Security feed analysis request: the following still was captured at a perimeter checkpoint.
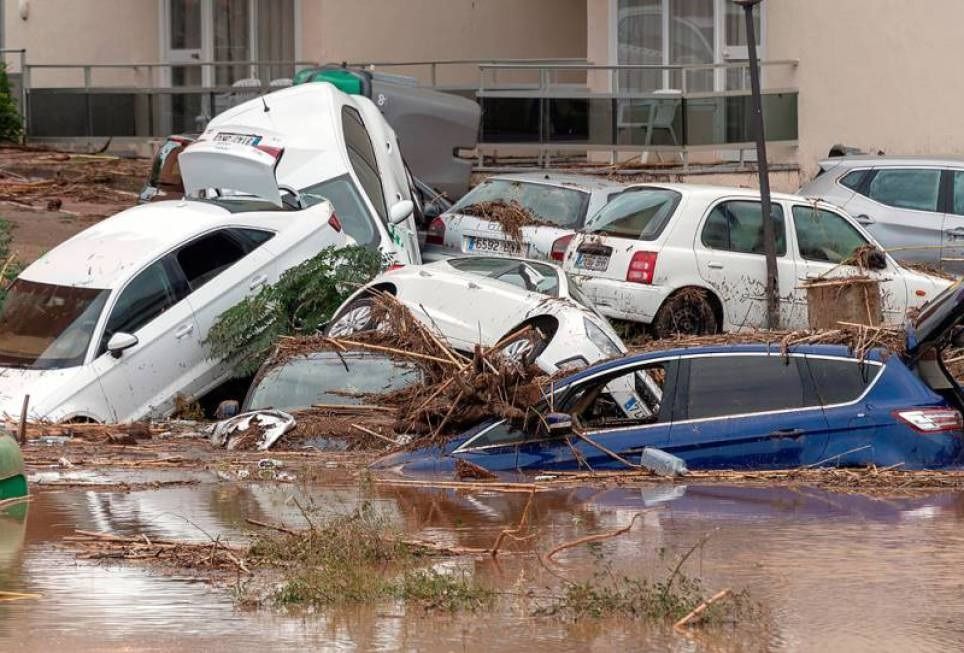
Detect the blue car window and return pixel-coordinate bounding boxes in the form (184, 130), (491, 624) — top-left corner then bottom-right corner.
(804, 357), (880, 405)
(683, 355), (813, 420)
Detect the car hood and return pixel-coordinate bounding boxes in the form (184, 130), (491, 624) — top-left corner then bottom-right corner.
(0, 366), (91, 421)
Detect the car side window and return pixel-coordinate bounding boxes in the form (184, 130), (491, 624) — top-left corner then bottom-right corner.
(301, 174), (378, 247)
(839, 169), (869, 192)
(805, 357), (879, 405)
(461, 421), (529, 449)
(233, 228), (274, 253)
(866, 169), (941, 211)
(792, 205), (870, 264)
(950, 172), (964, 216)
(684, 355), (812, 419)
(562, 362), (674, 429)
(701, 200), (787, 256)
(100, 259), (180, 352)
(342, 106), (388, 222)
(176, 229), (251, 291)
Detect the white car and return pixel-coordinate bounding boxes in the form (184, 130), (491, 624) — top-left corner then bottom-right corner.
(0, 194), (351, 423)
(563, 183), (951, 336)
(422, 173), (625, 262)
(189, 82), (422, 265)
(326, 256), (626, 373)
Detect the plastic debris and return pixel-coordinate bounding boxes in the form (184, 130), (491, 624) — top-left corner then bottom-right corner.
(639, 447), (688, 477)
(209, 410), (296, 450)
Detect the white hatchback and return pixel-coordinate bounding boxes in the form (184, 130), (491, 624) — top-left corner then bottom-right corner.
(0, 196), (351, 423)
(563, 184), (950, 336)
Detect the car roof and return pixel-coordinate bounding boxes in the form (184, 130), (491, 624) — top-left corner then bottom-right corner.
(621, 182), (813, 204)
(817, 155), (964, 168)
(20, 200), (259, 289)
(486, 172), (625, 194)
(559, 343), (886, 385)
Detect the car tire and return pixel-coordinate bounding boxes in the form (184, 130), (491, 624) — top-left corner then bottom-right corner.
(652, 289), (718, 338)
(497, 327), (548, 366)
(327, 298), (378, 337)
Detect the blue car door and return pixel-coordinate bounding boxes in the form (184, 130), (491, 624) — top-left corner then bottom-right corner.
(668, 353), (830, 470)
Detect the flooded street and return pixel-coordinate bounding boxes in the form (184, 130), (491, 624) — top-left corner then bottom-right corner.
(2, 464), (962, 652)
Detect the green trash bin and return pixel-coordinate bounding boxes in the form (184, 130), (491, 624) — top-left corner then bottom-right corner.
(293, 67), (366, 95)
(0, 433), (27, 501)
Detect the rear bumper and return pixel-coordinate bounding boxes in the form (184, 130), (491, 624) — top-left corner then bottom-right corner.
(572, 276), (669, 324)
(420, 244), (461, 263)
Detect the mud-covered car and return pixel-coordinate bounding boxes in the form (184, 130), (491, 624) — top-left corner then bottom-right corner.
(326, 257), (625, 374)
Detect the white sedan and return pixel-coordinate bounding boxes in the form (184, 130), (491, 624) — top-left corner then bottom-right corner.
(563, 183), (950, 336)
(326, 257), (626, 373)
(0, 194), (351, 423)
(422, 173), (625, 262)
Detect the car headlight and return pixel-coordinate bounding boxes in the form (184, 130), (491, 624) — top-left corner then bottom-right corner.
(584, 317), (621, 357)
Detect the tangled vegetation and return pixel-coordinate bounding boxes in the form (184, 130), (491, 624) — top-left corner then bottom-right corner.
(0, 218), (22, 308)
(0, 63), (22, 143)
(205, 245), (382, 376)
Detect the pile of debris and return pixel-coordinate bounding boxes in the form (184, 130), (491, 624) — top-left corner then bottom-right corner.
(459, 200), (553, 242)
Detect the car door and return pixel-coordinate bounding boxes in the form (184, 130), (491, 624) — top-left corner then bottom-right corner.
(939, 169), (964, 275)
(789, 204), (907, 325)
(175, 228), (278, 396)
(841, 167), (944, 266)
(90, 256), (201, 421)
(668, 354), (830, 470)
(694, 198), (799, 329)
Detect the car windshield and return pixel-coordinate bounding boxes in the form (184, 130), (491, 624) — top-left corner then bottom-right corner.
(451, 179), (590, 228)
(584, 187), (681, 238)
(245, 352), (422, 412)
(445, 257), (560, 296)
(301, 174), (378, 247)
(0, 279), (109, 369)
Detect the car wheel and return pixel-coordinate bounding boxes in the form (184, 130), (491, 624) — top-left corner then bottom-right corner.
(497, 327), (548, 366)
(327, 298), (377, 337)
(652, 289), (718, 338)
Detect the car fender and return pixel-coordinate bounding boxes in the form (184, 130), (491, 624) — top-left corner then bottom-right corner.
(651, 279), (726, 326)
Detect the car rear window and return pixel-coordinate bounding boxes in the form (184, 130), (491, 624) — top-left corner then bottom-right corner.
(684, 355), (811, 419)
(805, 357), (879, 405)
(583, 188), (680, 239)
(451, 179), (590, 228)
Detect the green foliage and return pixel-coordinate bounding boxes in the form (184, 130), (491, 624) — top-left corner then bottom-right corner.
(0, 219), (22, 308)
(0, 64), (22, 143)
(396, 570), (494, 612)
(204, 245), (382, 376)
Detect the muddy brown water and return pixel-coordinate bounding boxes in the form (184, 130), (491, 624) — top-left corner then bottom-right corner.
(1, 467), (963, 652)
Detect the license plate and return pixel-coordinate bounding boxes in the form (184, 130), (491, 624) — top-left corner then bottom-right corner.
(576, 253), (610, 272)
(214, 131), (261, 146)
(465, 236), (525, 256)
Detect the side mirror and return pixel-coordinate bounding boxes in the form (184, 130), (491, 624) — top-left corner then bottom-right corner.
(545, 412), (573, 437)
(106, 332), (138, 358)
(867, 248), (888, 271)
(389, 200), (414, 225)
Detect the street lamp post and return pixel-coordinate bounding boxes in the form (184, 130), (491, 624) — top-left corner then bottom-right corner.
(734, 0), (779, 330)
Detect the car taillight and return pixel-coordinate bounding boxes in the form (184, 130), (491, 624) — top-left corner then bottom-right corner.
(328, 212), (342, 232)
(255, 144), (283, 159)
(386, 263), (405, 272)
(426, 217), (446, 245)
(626, 251), (658, 284)
(894, 408), (963, 433)
(551, 234), (574, 261)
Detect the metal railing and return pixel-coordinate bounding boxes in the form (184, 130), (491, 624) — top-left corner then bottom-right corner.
(345, 58), (592, 88)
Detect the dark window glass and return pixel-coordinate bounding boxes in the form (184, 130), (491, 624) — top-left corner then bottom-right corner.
(302, 174), (377, 247)
(950, 171), (964, 216)
(176, 230), (248, 290)
(464, 421), (528, 448)
(102, 260), (178, 350)
(584, 187), (680, 239)
(792, 205), (870, 264)
(341, 106), (387, 221)
(839, 169), (868, 192)
(701, 200), (787, 256)
(867, 169), (941, 211)
(806, 358), (878, 405)
(685, 356), (807, 419)
(232, 227), (274, 253)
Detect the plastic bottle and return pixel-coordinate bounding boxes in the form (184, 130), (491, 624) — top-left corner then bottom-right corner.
(639, 447), (688, 477)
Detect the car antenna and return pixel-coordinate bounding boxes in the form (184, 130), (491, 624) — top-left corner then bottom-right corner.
(261, 95), (270, 113)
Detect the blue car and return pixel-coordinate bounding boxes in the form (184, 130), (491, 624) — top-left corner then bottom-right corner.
(376, 283), (964, 474)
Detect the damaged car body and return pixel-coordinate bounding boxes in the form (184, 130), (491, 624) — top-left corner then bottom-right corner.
(378, 287), (964, 474)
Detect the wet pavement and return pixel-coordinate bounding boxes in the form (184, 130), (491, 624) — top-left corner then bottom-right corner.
(1, 465), (963, 652)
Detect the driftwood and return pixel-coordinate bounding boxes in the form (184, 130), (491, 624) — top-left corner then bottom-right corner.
(544, 513), (642, 562)
(674, 588), (733, 631)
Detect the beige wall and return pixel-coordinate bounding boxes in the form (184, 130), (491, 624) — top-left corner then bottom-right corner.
(765, 0), (964, 177)
(4, 0), (159, 86)
(300, 0), (587, 86)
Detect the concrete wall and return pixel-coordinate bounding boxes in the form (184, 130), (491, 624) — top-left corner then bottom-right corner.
(300, 0), (587, 86)
(3, 0), (159, 86)
(765, 0), (964, 177)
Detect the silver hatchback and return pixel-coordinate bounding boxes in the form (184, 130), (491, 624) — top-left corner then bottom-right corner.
(798, 156), (964, 274)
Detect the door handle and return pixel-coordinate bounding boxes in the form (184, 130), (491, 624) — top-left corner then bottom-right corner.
(706, 261), (724, 270)
(467, 281), (481, 289)
(249, 274), (268, 290)
(174, 323), (194, 340)
(854, 214), (874, 225)
(944, 228), (964, 239)
(768, 428), (804, 438)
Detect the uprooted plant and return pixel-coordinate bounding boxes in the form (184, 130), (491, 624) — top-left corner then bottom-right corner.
(205, 245), (382, 376)
(459, 200), (553, 243)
